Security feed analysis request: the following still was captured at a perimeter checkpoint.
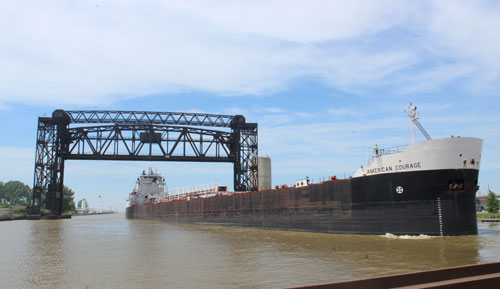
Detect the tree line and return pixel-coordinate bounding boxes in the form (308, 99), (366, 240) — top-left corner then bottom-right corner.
(0, 180), (76, 212)
(487, 189), (499, 213)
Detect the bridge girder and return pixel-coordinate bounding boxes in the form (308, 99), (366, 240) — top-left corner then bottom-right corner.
(65, 124), (233, 161)
(65, 110), (234, 127)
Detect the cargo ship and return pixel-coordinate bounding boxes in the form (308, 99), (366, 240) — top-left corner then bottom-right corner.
(126, 104), (483, 236)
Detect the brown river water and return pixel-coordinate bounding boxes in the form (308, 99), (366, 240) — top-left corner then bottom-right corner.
(1, 213), (499, 289)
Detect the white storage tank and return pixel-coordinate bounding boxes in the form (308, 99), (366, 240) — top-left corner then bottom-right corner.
(256, 156), (271, 191)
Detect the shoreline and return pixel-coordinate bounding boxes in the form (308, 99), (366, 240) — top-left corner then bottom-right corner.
(73, 212), (117, 217)
(0, 211), (74, 222)
(0, 214), (27, 222)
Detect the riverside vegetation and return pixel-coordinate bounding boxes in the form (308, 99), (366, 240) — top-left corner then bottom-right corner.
(474, 189), (499, 220)
(486, 189), (499, 214)
(0, 180), (76, 221)
(477, 212), (500, 219)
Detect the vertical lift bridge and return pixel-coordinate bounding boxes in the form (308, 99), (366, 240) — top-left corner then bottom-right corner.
(30, 110), (258, 216)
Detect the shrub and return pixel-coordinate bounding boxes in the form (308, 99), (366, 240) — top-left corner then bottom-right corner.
(487, 190), (499, 213)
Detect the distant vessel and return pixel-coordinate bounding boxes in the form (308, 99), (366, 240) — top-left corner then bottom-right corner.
(126, 104), (483, 236)
(125, 168), (166, 209)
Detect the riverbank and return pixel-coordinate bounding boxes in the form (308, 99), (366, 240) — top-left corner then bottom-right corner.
(0, 208), (73, 221)
(74, 211), (117, 217)
(0, 214), (74, 221)
(477, 212), (500, 219)
(0, 214), (26, 221)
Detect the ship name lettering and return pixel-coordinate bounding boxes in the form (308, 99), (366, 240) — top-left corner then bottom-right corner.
(367, 166), (393, 174)
(395, 162), (421, 171)
(366, 162), (421, 174)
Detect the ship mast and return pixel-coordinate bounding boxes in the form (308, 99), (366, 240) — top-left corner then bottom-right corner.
(405, 103), (432, 143)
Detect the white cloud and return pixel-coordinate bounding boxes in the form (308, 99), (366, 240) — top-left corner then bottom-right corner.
(428, 1), (500, 66)
(416, 0), (500, 93)
(166, 0), (417, 43)
(1, 1), (499, 108)
(399, 63), (476, 94)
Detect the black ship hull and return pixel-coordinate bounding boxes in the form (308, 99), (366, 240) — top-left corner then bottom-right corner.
(126, 169), (479, 236)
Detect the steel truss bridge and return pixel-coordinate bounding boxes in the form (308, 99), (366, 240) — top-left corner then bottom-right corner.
(30, 110), (258, 216)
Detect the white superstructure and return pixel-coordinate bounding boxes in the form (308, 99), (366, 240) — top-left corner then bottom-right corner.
(126, 168), (166, 208)
(353, 104), (483, 178)
(353, 137), (483, 178)
(126, 168), (228, 208)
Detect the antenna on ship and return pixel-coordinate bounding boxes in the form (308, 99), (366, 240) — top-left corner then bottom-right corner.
(404, 103), (432, 143)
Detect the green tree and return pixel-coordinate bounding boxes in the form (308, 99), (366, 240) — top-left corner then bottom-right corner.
(3, 181), (31, 206)
(486, 190), (499, 213)
(0, 181), (5, 202)
(63, 186), (76, 213)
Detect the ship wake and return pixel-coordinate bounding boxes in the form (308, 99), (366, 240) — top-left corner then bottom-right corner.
(381, 233), (434, 240)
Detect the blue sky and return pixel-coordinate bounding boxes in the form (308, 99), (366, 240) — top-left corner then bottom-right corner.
(1, 0), (499, 210)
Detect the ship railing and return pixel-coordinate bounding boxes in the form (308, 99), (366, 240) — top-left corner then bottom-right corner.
(156, 182), (221, 203)
(371, 144), (407, 160)
(317, 173), (354, 182)
(168, 182), (219, 196)
(283, 173), (355, 188)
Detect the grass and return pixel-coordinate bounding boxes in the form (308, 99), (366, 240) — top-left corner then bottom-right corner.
(12, 206), (26, 214)
(61, 212), (72, 219)
(477, 212), (500, 219)
(0, 206), (26, 213)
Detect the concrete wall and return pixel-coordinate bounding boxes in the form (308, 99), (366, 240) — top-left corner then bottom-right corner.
(0, 209), (11, 217)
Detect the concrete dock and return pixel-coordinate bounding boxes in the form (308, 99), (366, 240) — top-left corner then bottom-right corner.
(289, 262), (500, 289)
